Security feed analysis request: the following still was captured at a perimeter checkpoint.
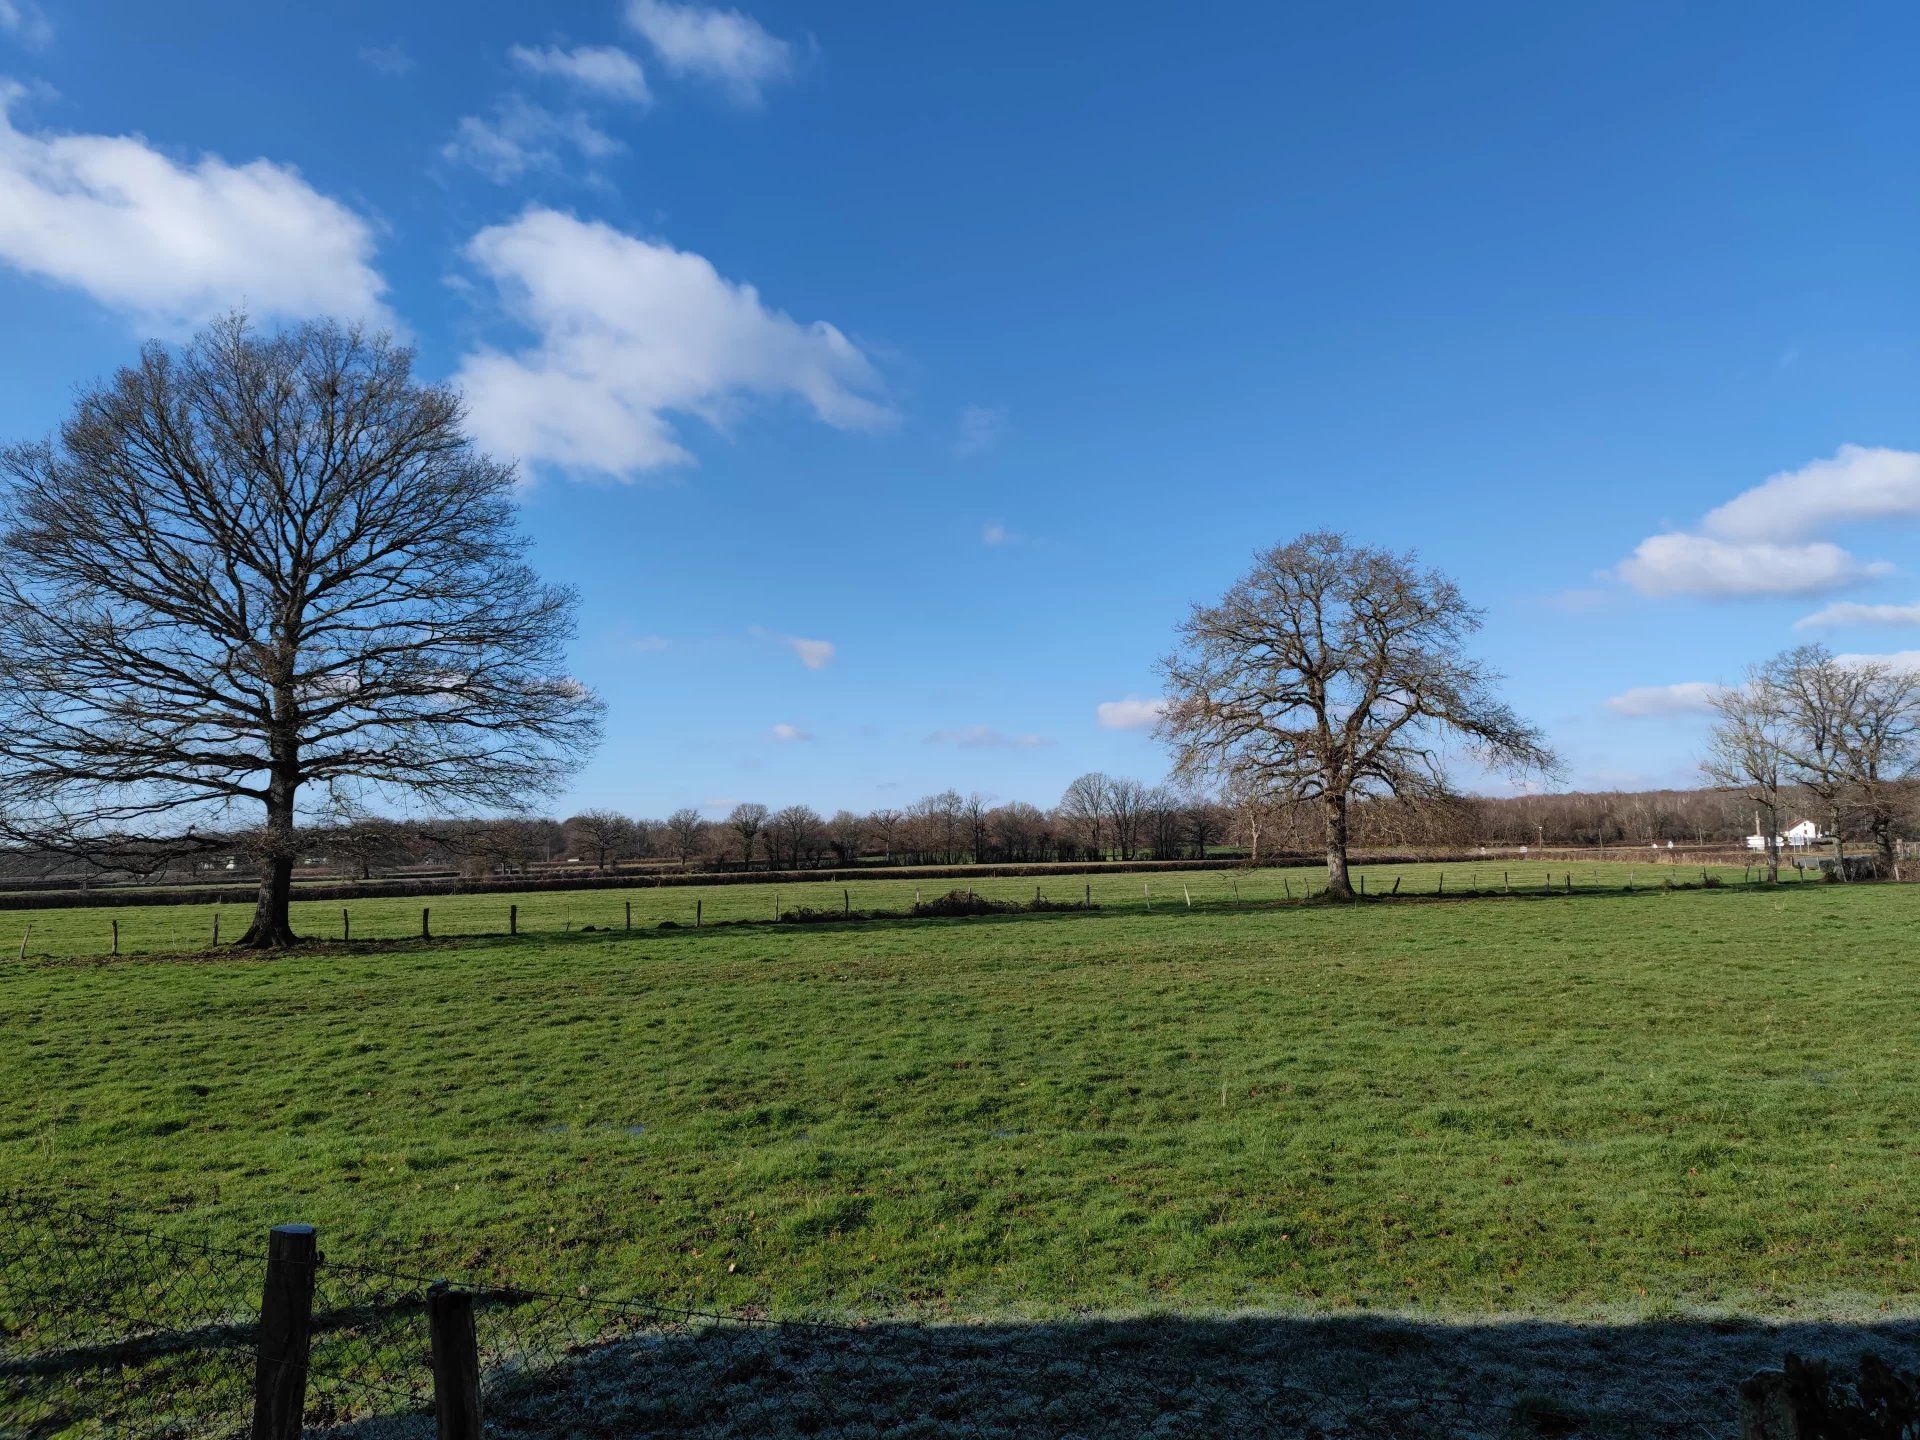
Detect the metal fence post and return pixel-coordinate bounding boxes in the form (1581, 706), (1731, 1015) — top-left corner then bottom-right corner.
(251, 1223), (317, 1440)
(428, 1282), (484, 1440)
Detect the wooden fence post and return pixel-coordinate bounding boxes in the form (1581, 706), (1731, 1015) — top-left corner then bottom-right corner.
(250, 1223), (317, 1440)
(695, 899), (702, 928)
(508, 904), (517, 937)
(844, 888), (851, 915)
(341, 909), (349, 942)
(1084, 882), (1090, 908)
(110, 920), (119, 956)
(1737, 1370), (1799, 1439)
(625, 901), (632, 932)
(428, 1283), (484, 1440)
(212, 912), (220, 947)
(421, 907), (431, 940)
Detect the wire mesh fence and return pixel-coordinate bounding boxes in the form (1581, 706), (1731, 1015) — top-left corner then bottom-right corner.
(0, 1189), (1822, 1439)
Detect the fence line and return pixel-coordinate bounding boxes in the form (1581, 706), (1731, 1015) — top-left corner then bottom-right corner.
(6, 859), (1828, 961)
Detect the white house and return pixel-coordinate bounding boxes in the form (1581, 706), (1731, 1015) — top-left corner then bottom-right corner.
(1746, 818), (1825, 852)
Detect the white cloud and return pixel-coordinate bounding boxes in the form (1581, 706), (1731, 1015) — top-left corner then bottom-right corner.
(0, 85), (388, 330)
(625, 0), (795, 104)
(1604, 682), (1723, 718)
(768, 721), (811, 742)
(956, 404), (1007, 456)
(509, 44), (652, 104)
(0, 0), (52, 47)
(442, 98), (620, 182)
(1096, 697), (1167, 730)
(1833, 650), (1920, 672)
(1701, 445), (1920, 543)
(453, 207), (887, 477)
(620, 631), (671, 653)
(1793, 599), (1920, 631)
(1613, 446), (1920, 599)
(748, 626), (835, 669)
(1614, 533), (1887, 598)
(358, 43), (414, 76)
(927, 725), (1051, 749)
(981, 521), (1024, 547)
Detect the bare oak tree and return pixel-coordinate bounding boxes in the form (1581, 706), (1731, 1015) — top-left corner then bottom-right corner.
(0, 317), (601, 946)
(727, 803), (769, 869)
(664, 807), (707, 870)
(1159, 532), (1554, 895)
(563, 809), (635, 872)
(1702, 672), (1788, 882)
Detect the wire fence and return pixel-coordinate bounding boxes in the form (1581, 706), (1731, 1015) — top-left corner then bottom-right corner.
(5, 1189), (1892, 1439)
(7, 856), (1821, 961)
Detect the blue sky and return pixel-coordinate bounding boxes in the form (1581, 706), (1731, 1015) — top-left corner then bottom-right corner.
(3, 1), (1919, 817)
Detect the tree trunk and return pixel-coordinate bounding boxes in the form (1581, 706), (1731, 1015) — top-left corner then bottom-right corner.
(1323, 791), (1353, 897)
(1829, 801), (1846, 881)
(239, 727), (300, 948)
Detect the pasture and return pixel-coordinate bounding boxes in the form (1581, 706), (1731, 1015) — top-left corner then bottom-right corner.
(3, 867), (1914, 1326)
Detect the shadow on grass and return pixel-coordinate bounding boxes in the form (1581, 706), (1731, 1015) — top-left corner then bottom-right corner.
(18, 1299), (1916, 1439)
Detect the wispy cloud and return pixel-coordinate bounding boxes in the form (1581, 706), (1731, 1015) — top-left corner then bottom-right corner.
(0, 0), (52, 48)
(956, 404), (1008, 457)
(1794, 599), (1920, 631)
(767, 721), (812, 742)
(509, 44), (652, 104)
(1605, 682), (1723, 717)
(625, 0), (796, 106)
(980, 521), (1026, 547)
(358, 42), (414, 76)
(926, 725), (1050, 749)
(1096, 697), (1166, 730)
(442, 98), (621, 182)
(747, 626), (836, 669)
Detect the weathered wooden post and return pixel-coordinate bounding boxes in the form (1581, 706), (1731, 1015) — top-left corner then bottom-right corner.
(508, 904), (517, 937)
(1283, 877), (1292, 899)
(212, 912), (220, 947)
(17, 925), (27, 960)
(110, 920), (119, 956)
(341, 909), (349, 942)
(844, 888), (850, 915)
(251, 1223), (317, 1440)
(421, 907), (431, 940)
(1737, 1370), (1799, 1439)
(625, 900), (632, 932)
(1391, 876), (1402, 895)
(1083, 882), (1090, 908)
(695, 899), (702, 928)
(428, 1282), (484, 1440)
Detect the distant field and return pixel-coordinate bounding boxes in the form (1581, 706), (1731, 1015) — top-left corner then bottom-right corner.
(3, 874), (1912, 1325)
(3, 857), (1783, 958)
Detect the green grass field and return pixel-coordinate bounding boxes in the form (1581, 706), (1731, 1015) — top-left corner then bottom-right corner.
(5, 856), (1779, 958)
(3, 867), (1913, 1327)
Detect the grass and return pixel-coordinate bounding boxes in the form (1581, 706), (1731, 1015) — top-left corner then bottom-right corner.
(4, 856), (1780, 958)
(2, 870), (1913, 1325)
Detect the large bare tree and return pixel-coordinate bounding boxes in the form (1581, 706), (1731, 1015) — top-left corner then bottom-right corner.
(1159, 532), (1554, 895)
(1702, 671), (1788, 882)
(0, 317), (602, 946)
